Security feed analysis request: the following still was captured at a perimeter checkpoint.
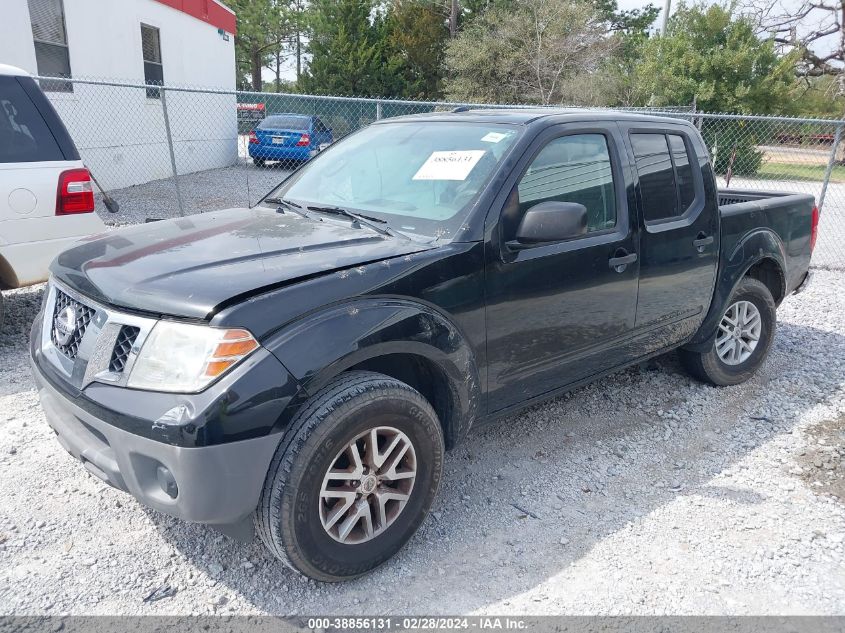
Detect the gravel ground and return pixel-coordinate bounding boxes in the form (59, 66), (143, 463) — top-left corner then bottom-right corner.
(94, 163), (292, 226)
(1, 264), (844, 615)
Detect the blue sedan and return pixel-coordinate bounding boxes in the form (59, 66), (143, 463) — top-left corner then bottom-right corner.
(248, 114), (333, 166)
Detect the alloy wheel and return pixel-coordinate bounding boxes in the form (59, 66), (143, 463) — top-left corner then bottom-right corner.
(318, 426), (417, 544)
(715, 300), (762, 365)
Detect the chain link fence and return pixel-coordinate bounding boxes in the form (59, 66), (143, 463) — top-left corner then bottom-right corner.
(38, 76), (845, 270)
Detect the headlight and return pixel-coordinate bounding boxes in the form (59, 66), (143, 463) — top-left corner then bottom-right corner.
(127, 321), (259, 393)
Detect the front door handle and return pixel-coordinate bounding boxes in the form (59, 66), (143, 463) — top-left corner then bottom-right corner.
(693, 233), (714, 252)
(608, 251), (637, 273)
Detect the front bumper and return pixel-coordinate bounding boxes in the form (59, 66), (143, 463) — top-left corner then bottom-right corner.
(29, 297), (303, 534)
(32, 363), (282, 532)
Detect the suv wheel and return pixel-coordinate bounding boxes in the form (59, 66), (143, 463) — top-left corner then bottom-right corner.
(255, 371), (444, 581)
(680, 277), (776, 386)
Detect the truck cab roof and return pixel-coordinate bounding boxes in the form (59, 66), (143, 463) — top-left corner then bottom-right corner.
(376, 107), (693, 128)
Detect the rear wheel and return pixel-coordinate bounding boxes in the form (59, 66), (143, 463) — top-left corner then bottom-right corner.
(680, 277), (776, 386)
(255, 371), (444, 581)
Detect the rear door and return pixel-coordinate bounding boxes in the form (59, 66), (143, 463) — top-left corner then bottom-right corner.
(619, 123), (719, 346)
(484, 123), (641, 412)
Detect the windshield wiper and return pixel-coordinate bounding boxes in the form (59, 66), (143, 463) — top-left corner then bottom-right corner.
(265, 197), (309, 218)
(306, 205), (411, 241)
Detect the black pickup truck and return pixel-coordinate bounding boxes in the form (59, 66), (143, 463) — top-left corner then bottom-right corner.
(31, 110), (816, 581)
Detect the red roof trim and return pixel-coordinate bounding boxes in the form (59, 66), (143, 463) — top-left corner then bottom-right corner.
(152, 0), (237, 35)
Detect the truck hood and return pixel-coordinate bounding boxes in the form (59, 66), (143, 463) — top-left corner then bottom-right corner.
(52, 207), (435, 319)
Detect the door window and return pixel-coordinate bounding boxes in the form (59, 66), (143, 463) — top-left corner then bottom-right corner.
(510, 134), (617, 238)
(631, 132), (698, 222)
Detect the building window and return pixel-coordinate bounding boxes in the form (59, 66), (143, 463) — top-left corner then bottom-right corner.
(141, 24), (163, 99)
(27, 0), (73, 92)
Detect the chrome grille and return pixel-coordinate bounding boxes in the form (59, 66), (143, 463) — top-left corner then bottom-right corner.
(108, 326), (140, 373)
(41, 280), (157, 390)
(51, 289), (96, 360)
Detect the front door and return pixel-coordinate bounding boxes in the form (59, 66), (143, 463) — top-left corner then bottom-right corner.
(484, 124), (640, 413)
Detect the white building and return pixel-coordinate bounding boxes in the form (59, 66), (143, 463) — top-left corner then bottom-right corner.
(1, 0), (239, 189)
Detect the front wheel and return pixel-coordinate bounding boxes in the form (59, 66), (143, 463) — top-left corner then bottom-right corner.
(255, 371), (444, 581)
(680, 277), (776, 386)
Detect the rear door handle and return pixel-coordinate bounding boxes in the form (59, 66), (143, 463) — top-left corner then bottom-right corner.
(693, 234), (714, 252)
(608, 252), (637, 273)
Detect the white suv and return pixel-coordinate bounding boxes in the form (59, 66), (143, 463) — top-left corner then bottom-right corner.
(0, 64), (104, 328)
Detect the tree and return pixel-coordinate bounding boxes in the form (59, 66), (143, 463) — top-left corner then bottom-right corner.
(632, 3), (798, 114)
(444, 0), (616, 104)
(594, 0), (660, 33)
(382, 0), (449, 98)
(300, 0), (385, 96)
(744, 0), (843, 93)
(228, 0), (291, 91)
(569, 0), (659, 106)
(743, 0), (845, 160)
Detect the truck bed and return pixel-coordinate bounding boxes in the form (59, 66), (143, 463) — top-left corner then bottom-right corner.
(717, 188), (815, 298)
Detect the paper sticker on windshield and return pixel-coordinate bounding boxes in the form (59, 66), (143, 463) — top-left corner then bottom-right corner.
(481, 132), (509, 143)
(412, 150), (486, 181)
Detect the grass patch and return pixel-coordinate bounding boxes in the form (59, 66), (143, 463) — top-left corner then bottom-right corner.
(754, 161), (845, 183)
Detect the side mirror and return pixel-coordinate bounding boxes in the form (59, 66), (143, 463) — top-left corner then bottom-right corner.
(514, 201), (588, 246)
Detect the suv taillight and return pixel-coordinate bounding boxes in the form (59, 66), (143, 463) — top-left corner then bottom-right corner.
(56, 168), (94, 215)
(810, 205), (819, 252)
(249, 130), (259, 144)
(296, 132), (311, 147)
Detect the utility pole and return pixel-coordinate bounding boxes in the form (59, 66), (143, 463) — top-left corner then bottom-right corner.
(295, 0), (302, 81)
(660, 0), (671, 35)
(450, 0), (458, 38)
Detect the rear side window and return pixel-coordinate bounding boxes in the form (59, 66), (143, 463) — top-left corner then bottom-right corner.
(517, 133), (617, 234)
(0, 76), (64, 163)
(259, 116), (310, 131)
(631, 132), (698, 222)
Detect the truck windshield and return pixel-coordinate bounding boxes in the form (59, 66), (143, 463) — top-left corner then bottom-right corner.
(266, 121), (521, 240)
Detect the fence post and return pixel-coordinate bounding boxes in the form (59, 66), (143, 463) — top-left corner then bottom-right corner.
(819, 122), (844, 214)
(376, 100), (383, 121)
(160, 86), (185, 217)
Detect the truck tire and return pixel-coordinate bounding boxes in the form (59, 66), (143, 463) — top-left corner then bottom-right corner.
(255, 370), (444, 582)
(680, 277), (776, 386)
